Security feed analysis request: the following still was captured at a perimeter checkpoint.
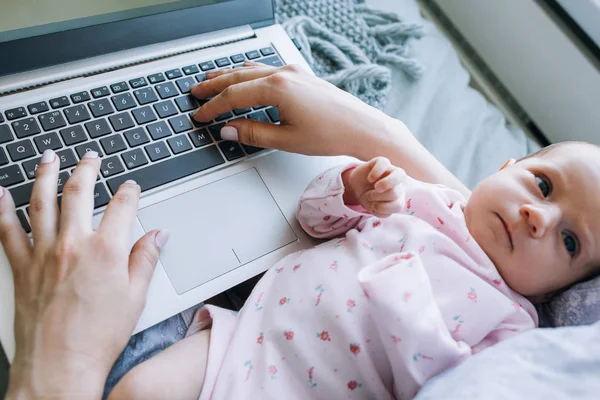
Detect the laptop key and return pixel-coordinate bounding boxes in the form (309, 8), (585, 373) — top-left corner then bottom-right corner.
(188, 129), (212, 147)
(12, 117), (41, 138)
(34, 132), (63, 153)
(38, 111), (66, 132)
(129, 77), (148, 89)
(257, 55), (284, 67)
(75, 141), (103, 159)
(0, 165), (25, 187)
(147, 121), (172, 140)
(22, 157), (42, 179)
(60, 125), (87, 146)
(27, 101), (49, 115)
(57, 171), (70, 193)
(5, 107), (27, 121)
(183, 65), (199, 75)
(245, 50), (260, 60)
(112, 93), (137, 111)
(16, 210), (31, 234)
(167, 135), (192, 154)
(100, 134), (127, 155)
(93, 183), (111, 209)
(124, 127), (150, 147)
(156, 82), (178, 99)
(168, 115), (193, 134)
(7, 139), (36, 162)
(175, 96), (197, 112)
(154, 100), (178, 118)
(88, 99), (115, 118)
(0, 125), (13, 143)
(63, 105), (91, 124)
(0, 148), (8, 166)
(215, 57), (231, 67)
(145, 141), (171, 162)
(233, 108), (252, 116)
(85, 118), (112, 138)
(132, 106), (157, 125)
(231, 53), (245, 64)
(248, 110), (269, 123)
(70, 91), (91, 104)
(122, 148), (148, 170)
(148, 73), (165, 84)
(107, 145), (225, 195)
(56, 148), (78, 170)
(243, 144), (264, 155)
(195, 73), (207, 83)
(110, 82), (129, 93)
(208, 123), (226, 141)
(134, 87), (159, 105)
(215, 111), (233, 122)
(49, 96), (70, 109)
(100, 156), (125, 178)
(165, 69), (182, 79)
(219, 141), (245, 161)
(199, 61), (216, 71)
(108, 112), (135, 131)
(260, 47), (275, 56)
(266, 107), (280, 122)
(91, 87), (110, 99)
(175, 77), (196, 94)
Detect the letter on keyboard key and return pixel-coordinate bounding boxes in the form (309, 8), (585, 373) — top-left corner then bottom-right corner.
(108, 112), (135, 131)
(107, 145), (225, 194)
(7, 139), (36, 162)
(75, 141), (104, 159)
(0, 165), (25, 187)
(144, 141), (171, 162)
(132, 106), (157, 125)
(56, 149), (78, 170)
(167, 135), (192, 154)
(101, 156), (125, 178)
(34, 132), (63, 153)
(168, 115), (193, 133)
(22, 157), (42, 179)
(147, 121), (172, 140)
(100, 134), (127, 155)
(60, 126), (88, 146)
(154, 100), (178, 118)
(121, 148), (148, 170)
(124, 127), (150, 147)
(85, 119), (112, 138)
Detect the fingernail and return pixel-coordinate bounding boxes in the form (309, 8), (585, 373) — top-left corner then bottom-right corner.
(221, 126), (238, 141)
(192, 108), (201, 118)
(124, 179), (137, 185)
(155, 229), (170, 249)
(83, 151), (98, 159)
(40, 149), (55, 164)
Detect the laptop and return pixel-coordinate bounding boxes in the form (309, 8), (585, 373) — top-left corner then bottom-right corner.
(0, 0), (351, 362)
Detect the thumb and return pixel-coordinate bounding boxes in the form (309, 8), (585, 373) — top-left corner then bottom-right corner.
(128, 229), (170, 301)
(222, 119), (288, 150)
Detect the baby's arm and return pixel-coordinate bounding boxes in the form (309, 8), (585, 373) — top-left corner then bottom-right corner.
(297, 157), (406, 238)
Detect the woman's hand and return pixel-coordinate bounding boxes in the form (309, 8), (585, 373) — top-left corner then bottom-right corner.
(342, 157), (406, 218)
(191, 62), (401, 159)
(2, 150), (169, 399)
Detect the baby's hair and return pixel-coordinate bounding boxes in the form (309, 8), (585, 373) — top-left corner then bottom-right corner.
(518, 141), (600, 291)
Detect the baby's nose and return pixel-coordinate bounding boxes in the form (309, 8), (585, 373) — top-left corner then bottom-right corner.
(519, 203), (560, 238)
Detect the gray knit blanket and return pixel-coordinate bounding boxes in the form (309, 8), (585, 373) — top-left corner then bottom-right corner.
(275, 0), (425, 109)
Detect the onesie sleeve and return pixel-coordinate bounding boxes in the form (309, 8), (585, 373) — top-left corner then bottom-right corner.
(357, 253), (472, 399)
(296, 164), (372, 239)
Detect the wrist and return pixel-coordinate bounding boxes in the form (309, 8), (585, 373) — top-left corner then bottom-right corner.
(342, 167), (359, 205)
(348, 113), (407, 162)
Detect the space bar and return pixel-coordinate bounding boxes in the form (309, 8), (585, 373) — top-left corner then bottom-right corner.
(107, 145), (225, 195)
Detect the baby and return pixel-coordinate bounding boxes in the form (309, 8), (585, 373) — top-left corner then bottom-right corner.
(109, 141), (600, 400)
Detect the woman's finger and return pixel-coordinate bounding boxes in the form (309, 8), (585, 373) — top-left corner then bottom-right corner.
(0, 188), (32, 271)
(367, 157), (391, 183)
(59, 151), (101, 236)
(202, 62), (266, 80)
(128, 230), (169, 306)
(374, 168), (406, 192)
(193, 76), (279, 122)
(27, 150), (60, 248)
(98, 180), (141, 253)
(191, 65), (279, 102)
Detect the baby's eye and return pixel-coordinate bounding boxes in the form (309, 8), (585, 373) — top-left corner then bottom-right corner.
(536, 175), (551, 197)
(562, 231), (578, 257)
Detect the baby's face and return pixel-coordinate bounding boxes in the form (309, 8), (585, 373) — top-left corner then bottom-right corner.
(464, 143), (600, 300)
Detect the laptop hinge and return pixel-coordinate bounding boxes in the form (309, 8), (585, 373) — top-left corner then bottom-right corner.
(0, 25), (255, 95)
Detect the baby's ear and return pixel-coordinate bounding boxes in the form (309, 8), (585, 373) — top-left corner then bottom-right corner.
(499, 158), (516, 171)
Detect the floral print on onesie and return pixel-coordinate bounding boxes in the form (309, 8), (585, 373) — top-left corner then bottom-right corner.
(189, 164), (538, 400)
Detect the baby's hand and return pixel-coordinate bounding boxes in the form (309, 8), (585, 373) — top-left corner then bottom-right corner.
(342, 157), (406, 218)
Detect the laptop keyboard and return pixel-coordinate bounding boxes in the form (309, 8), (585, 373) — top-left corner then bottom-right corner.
(0, 47), (284, 233)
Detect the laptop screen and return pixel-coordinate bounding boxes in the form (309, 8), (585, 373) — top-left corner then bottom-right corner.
(0, 0), (230, 44)
(0, 0), (274, 77)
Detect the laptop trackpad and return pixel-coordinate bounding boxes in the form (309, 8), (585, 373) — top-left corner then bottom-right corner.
(137, 168), (297, 294)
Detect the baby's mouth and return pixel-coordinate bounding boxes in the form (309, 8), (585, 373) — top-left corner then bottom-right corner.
(496, 213), (513, 250)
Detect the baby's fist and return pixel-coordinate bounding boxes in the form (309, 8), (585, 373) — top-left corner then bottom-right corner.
(342, 157), (406, 218)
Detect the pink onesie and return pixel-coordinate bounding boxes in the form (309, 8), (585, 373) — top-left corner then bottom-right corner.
(189, 164), (538, 399)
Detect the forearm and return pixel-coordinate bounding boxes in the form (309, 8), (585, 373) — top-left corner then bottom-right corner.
(348, 114), (471, 199)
